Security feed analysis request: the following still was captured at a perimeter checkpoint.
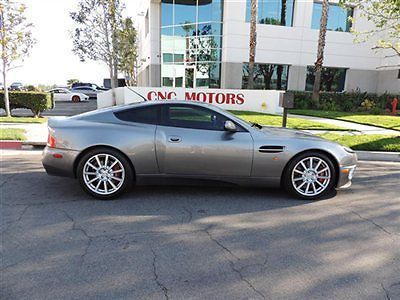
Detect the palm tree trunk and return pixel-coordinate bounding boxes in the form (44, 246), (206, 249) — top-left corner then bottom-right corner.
(247, 0), (257, 89)
(2, 62), (11, 117)
(312, 0), (329, 108)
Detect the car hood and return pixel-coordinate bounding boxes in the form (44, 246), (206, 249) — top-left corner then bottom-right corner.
(260, 126), (326, 141)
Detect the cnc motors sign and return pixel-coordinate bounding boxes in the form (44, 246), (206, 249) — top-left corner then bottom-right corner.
(146, 90), (245, 105)
(97, 87), (284, 114)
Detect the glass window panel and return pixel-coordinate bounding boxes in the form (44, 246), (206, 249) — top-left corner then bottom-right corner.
(197, 22), (222, 36)
(305, 66), (347, 92)
(198, 0), (223, 23)
(163, 53), (174, 63)
(163, 105), (228, 131)
(174, 0), (197, 26)
(311, 2), (352, 32)
(246, 0), (294, 26)
(174, 54), (185, 63)
(161, 0), (174, 26)
(161, 27), (173, 36)
(114, 107), (158, 124)
(162, 77), (174, 87)
(175, 77), (183, 87)
(242, 63), (289, 90)
(197, 48), (221, 62)
(174, 24), (197, 38)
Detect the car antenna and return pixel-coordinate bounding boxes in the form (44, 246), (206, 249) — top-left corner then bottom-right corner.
(126, 87), (148, 102)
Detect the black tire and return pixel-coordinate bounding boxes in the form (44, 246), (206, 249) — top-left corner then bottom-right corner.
(283, 151), (337, 200)
(77, 147), (134, 200)
(72, 95), (80, 103)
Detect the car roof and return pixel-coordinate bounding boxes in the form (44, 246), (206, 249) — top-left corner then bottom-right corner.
(73, 86), (93, 89)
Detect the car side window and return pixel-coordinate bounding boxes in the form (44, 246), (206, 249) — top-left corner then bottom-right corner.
(114, 106), (158, 125)
(161, 105), (239, 131)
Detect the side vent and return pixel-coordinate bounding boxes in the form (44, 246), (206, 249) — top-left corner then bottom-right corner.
(259, 145), (285, 153)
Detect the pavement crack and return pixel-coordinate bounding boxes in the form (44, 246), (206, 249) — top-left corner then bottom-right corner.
(151, 248), (169, 300)
(203, 225), (267, 299)
(203, 225), (240, 260)
(1, 205), (30, 235)
(0, 173), (18, 188)
(60, 210), (93, 265)
(381, 283), (391, 300)
(347, 209), (395, 236)
(181, 206), (193, 224)
(229, 261), (266, 300)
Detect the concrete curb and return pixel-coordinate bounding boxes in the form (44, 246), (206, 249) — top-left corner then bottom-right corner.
(356, 151), (400, 162)
(0, 140), (22, 150)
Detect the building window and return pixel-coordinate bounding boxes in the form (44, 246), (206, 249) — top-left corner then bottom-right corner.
(305, 66), (347, 92)
(246, 0), (295, 27)
(160, 0), (223, 88)
(311, 2), (353, 32)
(242, 63), (289, 90)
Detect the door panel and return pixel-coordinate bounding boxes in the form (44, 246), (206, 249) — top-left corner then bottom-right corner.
(155, 126), (253, 176)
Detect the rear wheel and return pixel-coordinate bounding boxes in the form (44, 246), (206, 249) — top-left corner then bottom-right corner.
(283, 152), (336, 200)
(72, 95), (80, 102)
(77, 148), (133, 200)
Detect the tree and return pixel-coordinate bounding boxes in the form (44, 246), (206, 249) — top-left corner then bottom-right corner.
(340, 0), (400, 67)
(311, 0), (329, 108)
(67, 78), (79, 87)
(247, 0), (258, 89)
(71, 0), (123, 104)
(117, 18), (137, 86)
(0, 0), (35, 117)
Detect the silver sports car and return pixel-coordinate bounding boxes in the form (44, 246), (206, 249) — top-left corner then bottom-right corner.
(42, 101), (357, 200)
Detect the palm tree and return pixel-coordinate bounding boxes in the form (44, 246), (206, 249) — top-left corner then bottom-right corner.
(312, 0), (330, 108)
(247, 0), (257, 89)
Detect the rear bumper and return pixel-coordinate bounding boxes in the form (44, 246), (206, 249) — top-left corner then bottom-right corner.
(42, 147), (79, 178)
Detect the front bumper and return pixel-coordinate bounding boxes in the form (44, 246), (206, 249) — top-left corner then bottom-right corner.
(336, 152), (358, 189)
(42, 147), (79, 178)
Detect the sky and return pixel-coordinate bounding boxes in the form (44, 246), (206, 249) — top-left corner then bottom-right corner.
(8, 0), (139, 87)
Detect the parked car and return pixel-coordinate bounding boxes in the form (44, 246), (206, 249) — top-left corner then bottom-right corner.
(42, 101), (357, 200)
(9, 82), (24, 91)
(48, 88), (89, 102)
(71, 86), (101, 99)
(72, 82), (108, 91)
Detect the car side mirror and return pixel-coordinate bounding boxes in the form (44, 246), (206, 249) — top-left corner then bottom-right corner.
(224, 120), (237, 132)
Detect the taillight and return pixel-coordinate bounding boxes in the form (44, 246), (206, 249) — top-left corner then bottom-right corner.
(47, 132), (56, 148)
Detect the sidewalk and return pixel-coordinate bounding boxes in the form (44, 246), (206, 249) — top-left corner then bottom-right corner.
(0, 122), (47, 143)
(288, 114), (399, 135)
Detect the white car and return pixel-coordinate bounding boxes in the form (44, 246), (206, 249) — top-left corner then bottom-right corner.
(48, 88), (89, 102)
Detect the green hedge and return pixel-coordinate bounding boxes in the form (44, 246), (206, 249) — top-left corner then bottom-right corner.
(0, 91), (54, 117)
(290, 91), (398, 113)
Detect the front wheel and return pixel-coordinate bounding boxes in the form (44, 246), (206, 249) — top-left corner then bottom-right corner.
(283, 152), (336, 200)
(77, 148), (133, 200)
(72, 95), (80, 102)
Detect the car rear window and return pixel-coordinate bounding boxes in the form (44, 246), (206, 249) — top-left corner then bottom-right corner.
(114, 106), (158, 125)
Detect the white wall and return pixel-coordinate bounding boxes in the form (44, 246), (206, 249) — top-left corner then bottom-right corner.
(97, 87), (284, 114)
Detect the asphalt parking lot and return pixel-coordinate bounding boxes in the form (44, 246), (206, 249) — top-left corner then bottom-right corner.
(1, 100), (97, 117)
(1, 152), (399, 299)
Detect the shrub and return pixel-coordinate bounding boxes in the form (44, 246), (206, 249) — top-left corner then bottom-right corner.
(290, 91), (397, 113)
(0, 91), (54, 117)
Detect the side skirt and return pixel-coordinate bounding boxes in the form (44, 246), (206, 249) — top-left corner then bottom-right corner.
(135, 174), (280, 188)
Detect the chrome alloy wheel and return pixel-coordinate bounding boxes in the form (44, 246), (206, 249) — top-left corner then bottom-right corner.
(291, 156), (331, 197)
(83, 154), (125, 195)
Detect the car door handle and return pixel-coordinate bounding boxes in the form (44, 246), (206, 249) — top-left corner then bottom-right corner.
(168, 136), (182, 143)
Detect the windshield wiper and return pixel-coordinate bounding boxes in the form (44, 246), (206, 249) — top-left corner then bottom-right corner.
(251, 122), (263, 129)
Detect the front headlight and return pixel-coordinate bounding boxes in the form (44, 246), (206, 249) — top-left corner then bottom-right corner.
(344, 146), (355, 154)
